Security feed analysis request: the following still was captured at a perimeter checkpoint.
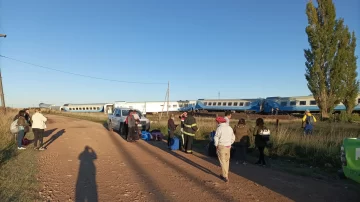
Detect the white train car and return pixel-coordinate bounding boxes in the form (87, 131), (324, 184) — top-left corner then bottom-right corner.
(113, 100), (197, 114)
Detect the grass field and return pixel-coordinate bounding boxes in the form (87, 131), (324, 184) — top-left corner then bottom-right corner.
(0, 110), (40, 201)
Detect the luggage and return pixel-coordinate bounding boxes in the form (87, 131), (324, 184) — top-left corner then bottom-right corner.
(141, 131), (152, 141)
(169, 136), (180, 150)
(150, 130), (164, 141)
(22, 138), (30, 146)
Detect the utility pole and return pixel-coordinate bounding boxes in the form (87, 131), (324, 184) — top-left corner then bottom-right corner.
(0, 33), (7, 114)
(218, 91), (220, 99)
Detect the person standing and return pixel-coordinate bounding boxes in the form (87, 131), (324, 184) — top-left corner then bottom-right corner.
(233, 118), (250, 165)
(302, 109), (316, 135)
(167, 114), (177, 147)
(16, 110), (29, 150)
(32, 108), (48, 150)
(253, 118), (269, 166)
(183, 111), (198, 154)
(178, 112), (187, 150)
(224, 111), (232, 126)
(127, 110), (136, 142)
(23, 108), (32, 139)
(214, 116), (235, 183)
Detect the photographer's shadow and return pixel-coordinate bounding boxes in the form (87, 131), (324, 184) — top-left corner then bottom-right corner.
(75, 146), (98, 202)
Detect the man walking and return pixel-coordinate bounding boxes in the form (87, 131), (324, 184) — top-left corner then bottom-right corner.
(302, 109), (316, 135)
(214, 116), (235, 183)
(183, 111), (198, 154)
(32, 108), (47, 150)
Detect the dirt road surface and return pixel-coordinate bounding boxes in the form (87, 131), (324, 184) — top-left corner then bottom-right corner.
(37, 115), (359, 202)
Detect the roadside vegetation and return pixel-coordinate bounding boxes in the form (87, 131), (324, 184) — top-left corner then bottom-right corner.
(0, 110), (40, 201)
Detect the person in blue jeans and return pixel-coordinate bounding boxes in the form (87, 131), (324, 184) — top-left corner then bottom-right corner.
(16, 110), (29, 150)
(302, 109), (317, 135)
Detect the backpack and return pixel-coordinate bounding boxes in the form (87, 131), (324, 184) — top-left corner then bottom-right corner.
(10, 119), (19, 134)
(305, 115), (314, 125)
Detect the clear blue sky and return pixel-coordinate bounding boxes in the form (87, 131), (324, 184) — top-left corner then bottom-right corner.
(0, 0), (359, 108)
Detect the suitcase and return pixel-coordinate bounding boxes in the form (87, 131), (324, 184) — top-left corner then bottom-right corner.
(141, 131), (151, 141)
(151, 131), (164, 141)
(169, 136), (180, 150)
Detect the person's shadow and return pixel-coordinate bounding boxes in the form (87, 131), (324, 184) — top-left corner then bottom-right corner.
(75, 146), (98, 202)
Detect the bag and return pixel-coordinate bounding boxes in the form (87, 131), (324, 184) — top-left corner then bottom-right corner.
(259, 128), (271, 142)
(151, 131), (164, 141)
(10, 119), (19, 134)
(141, 131), (152, 141)
(22, 138), (30, 146)
(306, 115), (314, 125)
(169, 136), (180, 150)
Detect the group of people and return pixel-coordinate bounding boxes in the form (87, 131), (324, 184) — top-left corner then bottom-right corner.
(167, 110), (271, 183)
(13, 108), (48, 150)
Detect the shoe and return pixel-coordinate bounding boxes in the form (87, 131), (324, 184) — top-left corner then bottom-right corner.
(18, 147), (26, 150)
(242, 162), (247, 165)
(236, 161), (239, 165)
(34, 147), (39, 150)
(38, 147), (46, 151)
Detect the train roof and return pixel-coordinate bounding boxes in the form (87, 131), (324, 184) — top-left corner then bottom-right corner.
(198, 98), (262, 101)
(63, 103), (108, 106)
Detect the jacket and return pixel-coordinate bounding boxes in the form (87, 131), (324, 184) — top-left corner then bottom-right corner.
(32, 112), (47, 129)
(17, 116), (30, 132)
(253, 126), (267, 147)
(233, 124), (250, 147)
(214, 123), (235, 147)
(183, 115), (198, 136)
(168, 118), (177, 132)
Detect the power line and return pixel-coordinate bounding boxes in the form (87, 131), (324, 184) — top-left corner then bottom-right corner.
(0, 55), (167, 85)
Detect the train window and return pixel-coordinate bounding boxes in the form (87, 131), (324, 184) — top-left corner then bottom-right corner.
(228, 102), (232, 106)
(83, 107), (85, 110)
(97, 107), (100, 110)
(69, 108), (72, 110)
(290, 101), (296, 106)
(204, 102), (207, 106)
(234, 102), (238, 106)
(212, 102), (216, 106)
(222, 102), (226, 106)
(217, 102), (221, 106)
(281, 102), (287, 106)
(76, 108), (78, 110)
(358, 99), (360, 104)
(173, 105), (177, 108)
(239, 102), (244, 106)
(310, 100), (316, 105)
(208, 102), (212, 106)
(300, 101), (306, 105)
(245, 102), (250, 106)
(179, 104), (184, 107)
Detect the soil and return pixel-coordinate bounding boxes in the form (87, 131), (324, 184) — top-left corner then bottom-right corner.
(37, 115), (360, 202)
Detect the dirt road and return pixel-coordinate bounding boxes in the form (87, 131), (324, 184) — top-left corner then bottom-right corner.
(37, 115), (359, 202)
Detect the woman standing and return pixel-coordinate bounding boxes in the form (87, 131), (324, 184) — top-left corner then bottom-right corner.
(233, 118), (250, 165)
(167, 114), (177, 147)
(17, 110), (29, 150)
(32, 108), (48, 150)
(253, 118), (269, 166)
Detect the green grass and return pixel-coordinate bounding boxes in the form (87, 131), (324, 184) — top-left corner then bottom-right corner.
(0, 111), (40, 201)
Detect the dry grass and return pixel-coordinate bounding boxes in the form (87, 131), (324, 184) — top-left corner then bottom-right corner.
(42, 109), (108, 123)
(0, 110), (40, 201)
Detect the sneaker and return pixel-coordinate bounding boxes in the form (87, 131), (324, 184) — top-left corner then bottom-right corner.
(236, 161), (239, 165)
(18, 147), (26, 150)
(38, 147), (46, 151)
(242, 161), (247, 165)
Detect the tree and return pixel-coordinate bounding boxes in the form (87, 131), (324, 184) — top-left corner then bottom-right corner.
(304, 0), (350, 119)
(341, 31), (359, 116)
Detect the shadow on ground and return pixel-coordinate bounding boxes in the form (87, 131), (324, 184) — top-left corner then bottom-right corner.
(43, 129), (66, 149)
(75, 145), (98, 202)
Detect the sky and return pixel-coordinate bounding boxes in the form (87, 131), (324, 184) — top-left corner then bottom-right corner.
(0, 0), (359, 108)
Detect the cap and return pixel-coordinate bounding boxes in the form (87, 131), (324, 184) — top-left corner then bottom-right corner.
(216, 116), (226, 123)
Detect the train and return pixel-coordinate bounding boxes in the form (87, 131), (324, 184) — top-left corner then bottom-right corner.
(188, 95), (360, 114)
(39, 94), (360, 115)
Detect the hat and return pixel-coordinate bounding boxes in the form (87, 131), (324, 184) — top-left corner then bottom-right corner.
(305, 109), (310, 113)
(216, 116), (226, 123)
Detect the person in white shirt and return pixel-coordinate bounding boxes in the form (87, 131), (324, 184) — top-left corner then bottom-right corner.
(32, 108), (48, 150)
(224, 111), (232, 126)
(214, 116), (235, 183)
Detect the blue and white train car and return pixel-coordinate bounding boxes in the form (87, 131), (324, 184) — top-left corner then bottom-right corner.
(62, 103), (114, 114)
(194, 98), (263, 113)
(263, 95), (360, 114)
